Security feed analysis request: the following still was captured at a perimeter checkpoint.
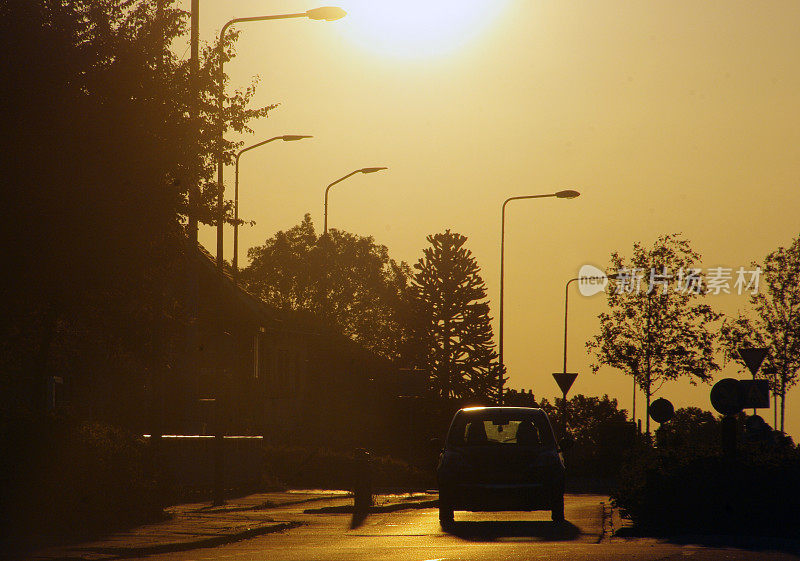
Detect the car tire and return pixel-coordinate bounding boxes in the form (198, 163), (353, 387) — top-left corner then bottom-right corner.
(439, 498), (454, 529)
(551, 493), (565, 522)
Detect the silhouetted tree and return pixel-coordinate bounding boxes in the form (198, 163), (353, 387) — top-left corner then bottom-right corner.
(0, 1), (272, 416)
(242, 215), (415, 361)
(411, 230), (499, 399)
(539, 394), (635, 477)
(539, 394), (629, 444)
(587, 234), (721, 434)
(655, 406), (720, 449)
(719, 234), (800, 432)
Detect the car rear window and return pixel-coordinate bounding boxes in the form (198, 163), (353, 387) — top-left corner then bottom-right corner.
(447, 412), (555, 447)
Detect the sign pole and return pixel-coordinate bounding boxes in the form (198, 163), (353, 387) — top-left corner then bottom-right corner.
(738, 347), (769, 416)
(721, 415), (737, 460)
(552, 373), (578, 434)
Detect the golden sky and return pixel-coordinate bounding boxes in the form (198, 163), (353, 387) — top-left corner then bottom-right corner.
(190, 0), (800, 437)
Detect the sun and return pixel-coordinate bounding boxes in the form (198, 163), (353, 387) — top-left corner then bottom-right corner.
(337, 0), (511, 59)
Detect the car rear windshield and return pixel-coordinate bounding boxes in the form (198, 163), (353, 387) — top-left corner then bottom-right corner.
(447, 411), (555, 447)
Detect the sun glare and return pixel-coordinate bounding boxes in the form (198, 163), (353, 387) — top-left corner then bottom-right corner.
(338, 0), (511, 59)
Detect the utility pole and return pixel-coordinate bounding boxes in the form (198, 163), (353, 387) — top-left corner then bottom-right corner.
(189, 0), (199, 247)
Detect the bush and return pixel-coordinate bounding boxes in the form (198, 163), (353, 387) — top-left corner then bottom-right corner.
(262, 446), (434, 491)
(611, 440), (800, 535)
(0, 412), (163, 549)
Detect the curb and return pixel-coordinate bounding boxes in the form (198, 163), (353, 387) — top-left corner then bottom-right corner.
(612, 527), (800, 552)
(31, 522), (302, 561)
(304, 499), (439, 514)
(188, 493), (349, 515)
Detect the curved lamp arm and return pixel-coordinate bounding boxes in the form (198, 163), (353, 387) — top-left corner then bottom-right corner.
(324, 167), (388, 234)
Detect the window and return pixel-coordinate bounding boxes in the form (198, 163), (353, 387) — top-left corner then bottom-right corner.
(448, 414), (553, 447)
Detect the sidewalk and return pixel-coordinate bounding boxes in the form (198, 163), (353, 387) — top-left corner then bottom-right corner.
(26, 490), (438, 561)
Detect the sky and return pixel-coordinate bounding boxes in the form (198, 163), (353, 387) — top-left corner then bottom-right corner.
(186, 0), (800, 437)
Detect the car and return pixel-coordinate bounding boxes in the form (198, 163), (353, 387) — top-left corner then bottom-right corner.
(436, 406), (567, 527)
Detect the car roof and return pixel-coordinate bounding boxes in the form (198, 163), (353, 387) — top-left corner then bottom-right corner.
(459, 406), (544, 413)
(457, 406), (550, 420)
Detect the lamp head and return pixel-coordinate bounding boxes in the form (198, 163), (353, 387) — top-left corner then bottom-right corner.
(555, 189), (581, 199)
(360, 167), (388, 174)
(306, 7), (347, 21)
(281, 135), (313, 142)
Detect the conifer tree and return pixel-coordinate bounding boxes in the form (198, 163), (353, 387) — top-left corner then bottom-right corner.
(412, 230), (499, 399)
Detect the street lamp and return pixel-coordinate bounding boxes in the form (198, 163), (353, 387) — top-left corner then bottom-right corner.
(498, 189), (580, 402)
(215, 7), (346, 269)
(324, 167), (388, 234)
(562, 272), (618, 375)
(207, 7), (344, 508)
(233, 135), (313, 278)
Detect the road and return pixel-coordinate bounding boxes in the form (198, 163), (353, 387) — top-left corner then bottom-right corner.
(143, 494), (798, 561)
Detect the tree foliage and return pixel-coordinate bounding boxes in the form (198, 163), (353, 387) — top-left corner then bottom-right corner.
(539, 394), (629, 443)
(586, 234), (721, 433)
(654, 406), (720, 449)
(538, 393), (636, 478)
(411, 230), (500, 399)
(242, 215), (414, 361)
(0, 0), (271, 415)
(719, 234), (800, 432)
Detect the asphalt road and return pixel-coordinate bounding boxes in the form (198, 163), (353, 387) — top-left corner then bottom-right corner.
(142, 494), (799, 561)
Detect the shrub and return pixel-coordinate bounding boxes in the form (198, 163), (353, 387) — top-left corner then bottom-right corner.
(261, 445), (433, 491)
(0, 412), (163, 549)
(611, 440), (800, 535)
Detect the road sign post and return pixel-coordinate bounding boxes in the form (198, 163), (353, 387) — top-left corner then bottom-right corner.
(552, 373), (578, 433)
(649, 397), (675, 447)
(721, 415), (737, 460)
(711, 378), (743, 459)
(738, 347), (769, 416)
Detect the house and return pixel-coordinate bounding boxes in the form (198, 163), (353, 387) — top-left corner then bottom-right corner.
(160, 246), (399, 449)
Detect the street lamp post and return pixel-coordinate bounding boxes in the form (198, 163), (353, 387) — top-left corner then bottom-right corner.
(562, 273), (617, 374)
(209, 7), (344, 508)
(563, 277), (581, 376)
(215, 7), (346, 269)
(232, 135), (312, 279)
(498, 190), (580, 403)
(324, 167), (388, 235)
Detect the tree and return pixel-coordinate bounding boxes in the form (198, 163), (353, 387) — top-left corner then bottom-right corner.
(242, 215), (414, 362)
(587, 234), (721, 434)
(0, 1), (271, 416)
(719, 234), (800, 432)
(539, 394), (629, 443)
(539, 394), (635, 477)
(655, 406), (720, 449)
(411, 230), (500, 399)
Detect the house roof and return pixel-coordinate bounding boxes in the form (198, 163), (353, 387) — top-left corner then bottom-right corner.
(190, 244), (391, 365)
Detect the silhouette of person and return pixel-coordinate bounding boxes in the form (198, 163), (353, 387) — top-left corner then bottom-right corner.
(466, 421), (488, 445)
(516, 419), (540, 446)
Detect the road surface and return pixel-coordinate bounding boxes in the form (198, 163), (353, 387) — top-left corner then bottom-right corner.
(142, 494), (799, 561)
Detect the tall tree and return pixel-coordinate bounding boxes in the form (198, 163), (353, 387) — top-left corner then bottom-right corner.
(242, 215), (414, 362)
(0, 0), (271, 415)
(412, 230), (499, 399)
(719, 234), (800, 432)
(586, 234), (721, 434)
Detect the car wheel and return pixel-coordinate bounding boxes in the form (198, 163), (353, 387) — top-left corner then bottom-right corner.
(551, 493), (565, 522)
(439, 498), (454, 529)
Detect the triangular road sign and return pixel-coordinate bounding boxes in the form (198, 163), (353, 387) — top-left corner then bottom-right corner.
(552, 373), (578, 396)
(738, 347), (768, 377)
